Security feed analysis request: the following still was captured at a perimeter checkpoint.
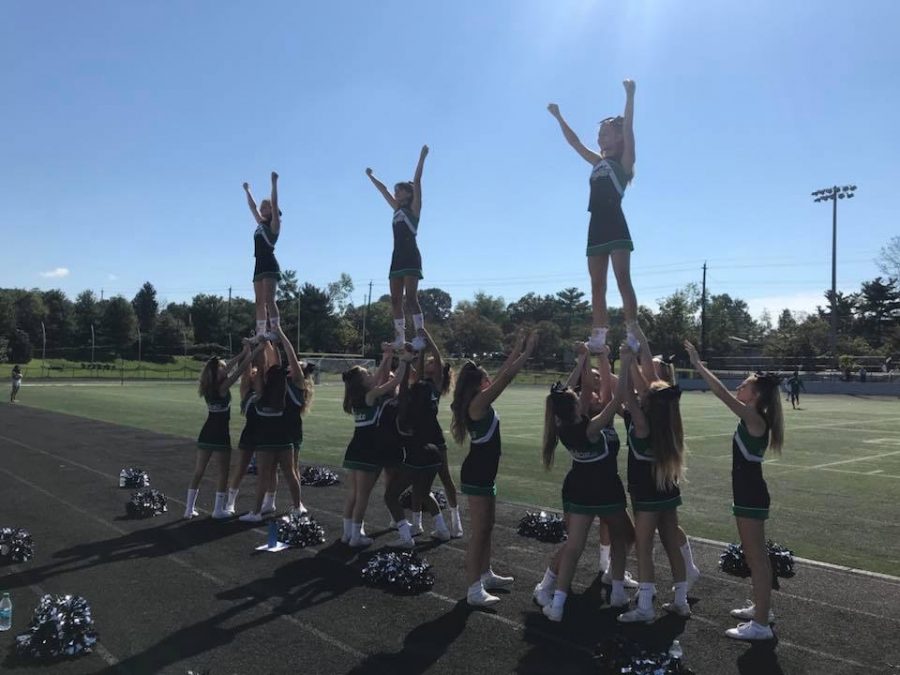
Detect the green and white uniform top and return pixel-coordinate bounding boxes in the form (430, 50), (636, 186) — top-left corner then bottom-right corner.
(254, 221), (279, 254)
(204, 390), (231, 414)
(353, 401), (382, 428)
(392, 206), (419, 239)
(559, 417), (610, 463)
(467, 406), (500, 446)
(589, 158), (631, 207)
(732, 420), (768, 464)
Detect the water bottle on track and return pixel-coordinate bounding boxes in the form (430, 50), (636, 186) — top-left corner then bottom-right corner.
(0, 593), (12, 631)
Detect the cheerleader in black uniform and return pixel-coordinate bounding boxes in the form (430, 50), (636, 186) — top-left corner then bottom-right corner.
(238, 338), (304, 522)
(365, 145), (430, 350)
(384, 333), (452, 548)
(243, 171), (282, 338)
(548, 80), (641, 353)
(341, 344), (411, 547)
(630, 328), (702, 588)
(617, 369), (689, 624)
(409, 332), (462, 537)
(450, 331), (538, 607)
(187, 340), (263, 519)
(686, 341), (784, 641)
(535, 344), (636, 622)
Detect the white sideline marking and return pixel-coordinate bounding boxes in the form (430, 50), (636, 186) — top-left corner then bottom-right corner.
(809, 450), (900, 469)
(863, 438), (900, 445)
(0, 465), (366, 661)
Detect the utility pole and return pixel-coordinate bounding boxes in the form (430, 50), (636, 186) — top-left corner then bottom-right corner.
(361, 280), (373, 357)
(700, 262), (708, 360)
(296, 294), (301, 353)
(812, 185), (857, 369)
(227, 286), (232, 355)
(100, 289), (104, 302)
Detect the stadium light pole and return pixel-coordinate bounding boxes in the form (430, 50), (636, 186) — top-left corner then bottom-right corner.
(90, 323), (95, 364)
(811, 184), (857, 369)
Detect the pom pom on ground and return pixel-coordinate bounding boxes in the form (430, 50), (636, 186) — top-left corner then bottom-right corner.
(15, 594), (98, 660)
(125, 488), (168, 518)
(517, 511), (567, 543)
(299, 466), (340, 487)
(719, 540), (796, 589)
(119, 468), (149, 488)
(359, 550), (435, 594)
(276, 513), (326, 548)
(594, 635), (694, 675)
(0, 527), (34, 563)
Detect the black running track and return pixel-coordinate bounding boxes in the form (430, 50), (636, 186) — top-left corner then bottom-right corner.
(1, 404), (898, 674)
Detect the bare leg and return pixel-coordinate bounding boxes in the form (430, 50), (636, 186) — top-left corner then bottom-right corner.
(384, 467), (414, 522)
(389, 277), (405, 321)
(212, 451), (231, 493)
(189, 449), (213, 490)
(253, 281), (267, 325)
(343, 470), (357, 519)
(588, 254), (611, 329)
(737, 517), (772, 624)
(352, 470), (380, 524)
(605, 511), (635, 580)
(466, 495), (494, 585)
(610, 249), (638, 325)
(275, 450), (301, 509)
(262, 278), (279, 327)
(658, 510), (686, 583)
(404, 276), (422, 316)
(555, 513), (594, 593)
(253, 452), (276, 513)
(230, 450), (254, 491)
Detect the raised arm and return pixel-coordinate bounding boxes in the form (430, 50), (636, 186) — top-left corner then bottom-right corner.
(269, 171), (280, 235)
(365, 168), (400, 210)
(632, 322), (656, 387)
(596, 344), (618, 405)
(620, 80), (636, 175)
(243, 182), (263, 225)
(221, 341), (268, 394)
(565, 342), (590, 389)
(684, 340), (765, 432)
(471, 330), (538, 416)
(587, 346), (633, 439)
(423, 328), (444, 391)
(547, 103), (602, 165)
(275, 325), (305, 386)
(410, 145), (428, 217)
(373, 342), (395, 386)
(366, 355), (411, 405)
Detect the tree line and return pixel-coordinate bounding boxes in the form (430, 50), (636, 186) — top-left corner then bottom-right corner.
(2, 260), (898, 370)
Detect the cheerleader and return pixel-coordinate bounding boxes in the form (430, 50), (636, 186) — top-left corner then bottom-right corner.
(451, 330), (538, 607)
(685, 340), (784, 641)
(238, 339), (304, 522)
(341, 344), (412, 547)
(273, 324), (315, 512)
(365, 145), (430, 350)
(187, 341), (263, 519)
(243, 171), (282, 338)
(617, 359), (689, 623)
(548, 80), (641, 352)
(410, 332), (463, 538)
(535, 344), (636, 622)
(385, 333), (452, 548)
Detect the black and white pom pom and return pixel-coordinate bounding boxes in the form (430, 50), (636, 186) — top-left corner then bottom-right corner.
(276, 513), (326, 548)
(594, 635), (694, 675)
(119, 467), (149, 489)
(719, 540), (796, 588)
(0, 527), (34, 563)
(15, 594), (98, 660)
(125, 488), (168, 518)
(517, 511), (567, 543)
(398, 487), (447, 510)
(359, 551), (435, 594)
(299, 466), (340, 487)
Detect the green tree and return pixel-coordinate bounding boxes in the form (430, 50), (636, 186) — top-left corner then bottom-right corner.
(876, 235), (900, 280)
(74, 290), (101, 346)
(277, 269), (301, 304)
(705, 293), (759, 356)
(327, 273), (355, 316)
(41, 289), (75, 351)
(298, 283), (337, 351)
(507, 293), (557, 325)
(0, 291), (17, 338)
(649, 286), (699, 357)
(151, 311), (192, 359)
(132, 282), (159, 334)
(190, 294), (227, 345)
(14, 290), (47, 343)
(419, 288), (453, 324)
(555, 287), (591, 339)
(101, 296), (138, 352)
(856, 277), (900, 347)
(166, 302), (192, 326)
(446, 309), (503, 356)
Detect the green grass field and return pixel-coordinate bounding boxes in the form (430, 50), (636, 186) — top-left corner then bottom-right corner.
(9, 381), (900, 575)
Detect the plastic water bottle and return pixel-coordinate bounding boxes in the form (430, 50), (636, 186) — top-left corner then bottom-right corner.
(0, 593), (12, 631)
(668, 639), (683, 660)
(267, 521), (278, 549)
(119, 469), (127, 488)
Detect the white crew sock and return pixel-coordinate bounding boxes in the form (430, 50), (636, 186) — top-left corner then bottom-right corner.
(433, 513), (447, 530)
(599, 544), (611, 571)
(398, 519), (412, 539)
(213, 492), (226, 513)
(611, 579), (626, 602)
(226, 488), (239, 511)
(413, 511), (423, 529)
(540, 568), (557, 588)
(413, 313), (425, 330)
(467, 580), (484, 597)
(185, 488), (199, 513)
(681, 540), (698, 571)
(637, 583), (656, 611)
(393, 318), (406, 338)
(352, 522), (362, 539)
(271, 315), (280, 329)
(342, 518), (352, 540)
(673, 581), (688, 606)
(550, 589), (567, 609)
(256, 320), (267, 335)
(261, 492), (276, 511)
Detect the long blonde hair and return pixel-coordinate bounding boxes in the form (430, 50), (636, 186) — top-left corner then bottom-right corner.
(751, 372), (784, 454)
(450, 361), (485, 445)
(646, 381), (685, 491)
(198, 357), (222, 398)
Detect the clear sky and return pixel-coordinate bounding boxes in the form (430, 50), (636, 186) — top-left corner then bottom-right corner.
(2, 0), (898, 319)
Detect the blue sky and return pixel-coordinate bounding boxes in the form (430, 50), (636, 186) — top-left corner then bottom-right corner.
(2, 0), (898, 320)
